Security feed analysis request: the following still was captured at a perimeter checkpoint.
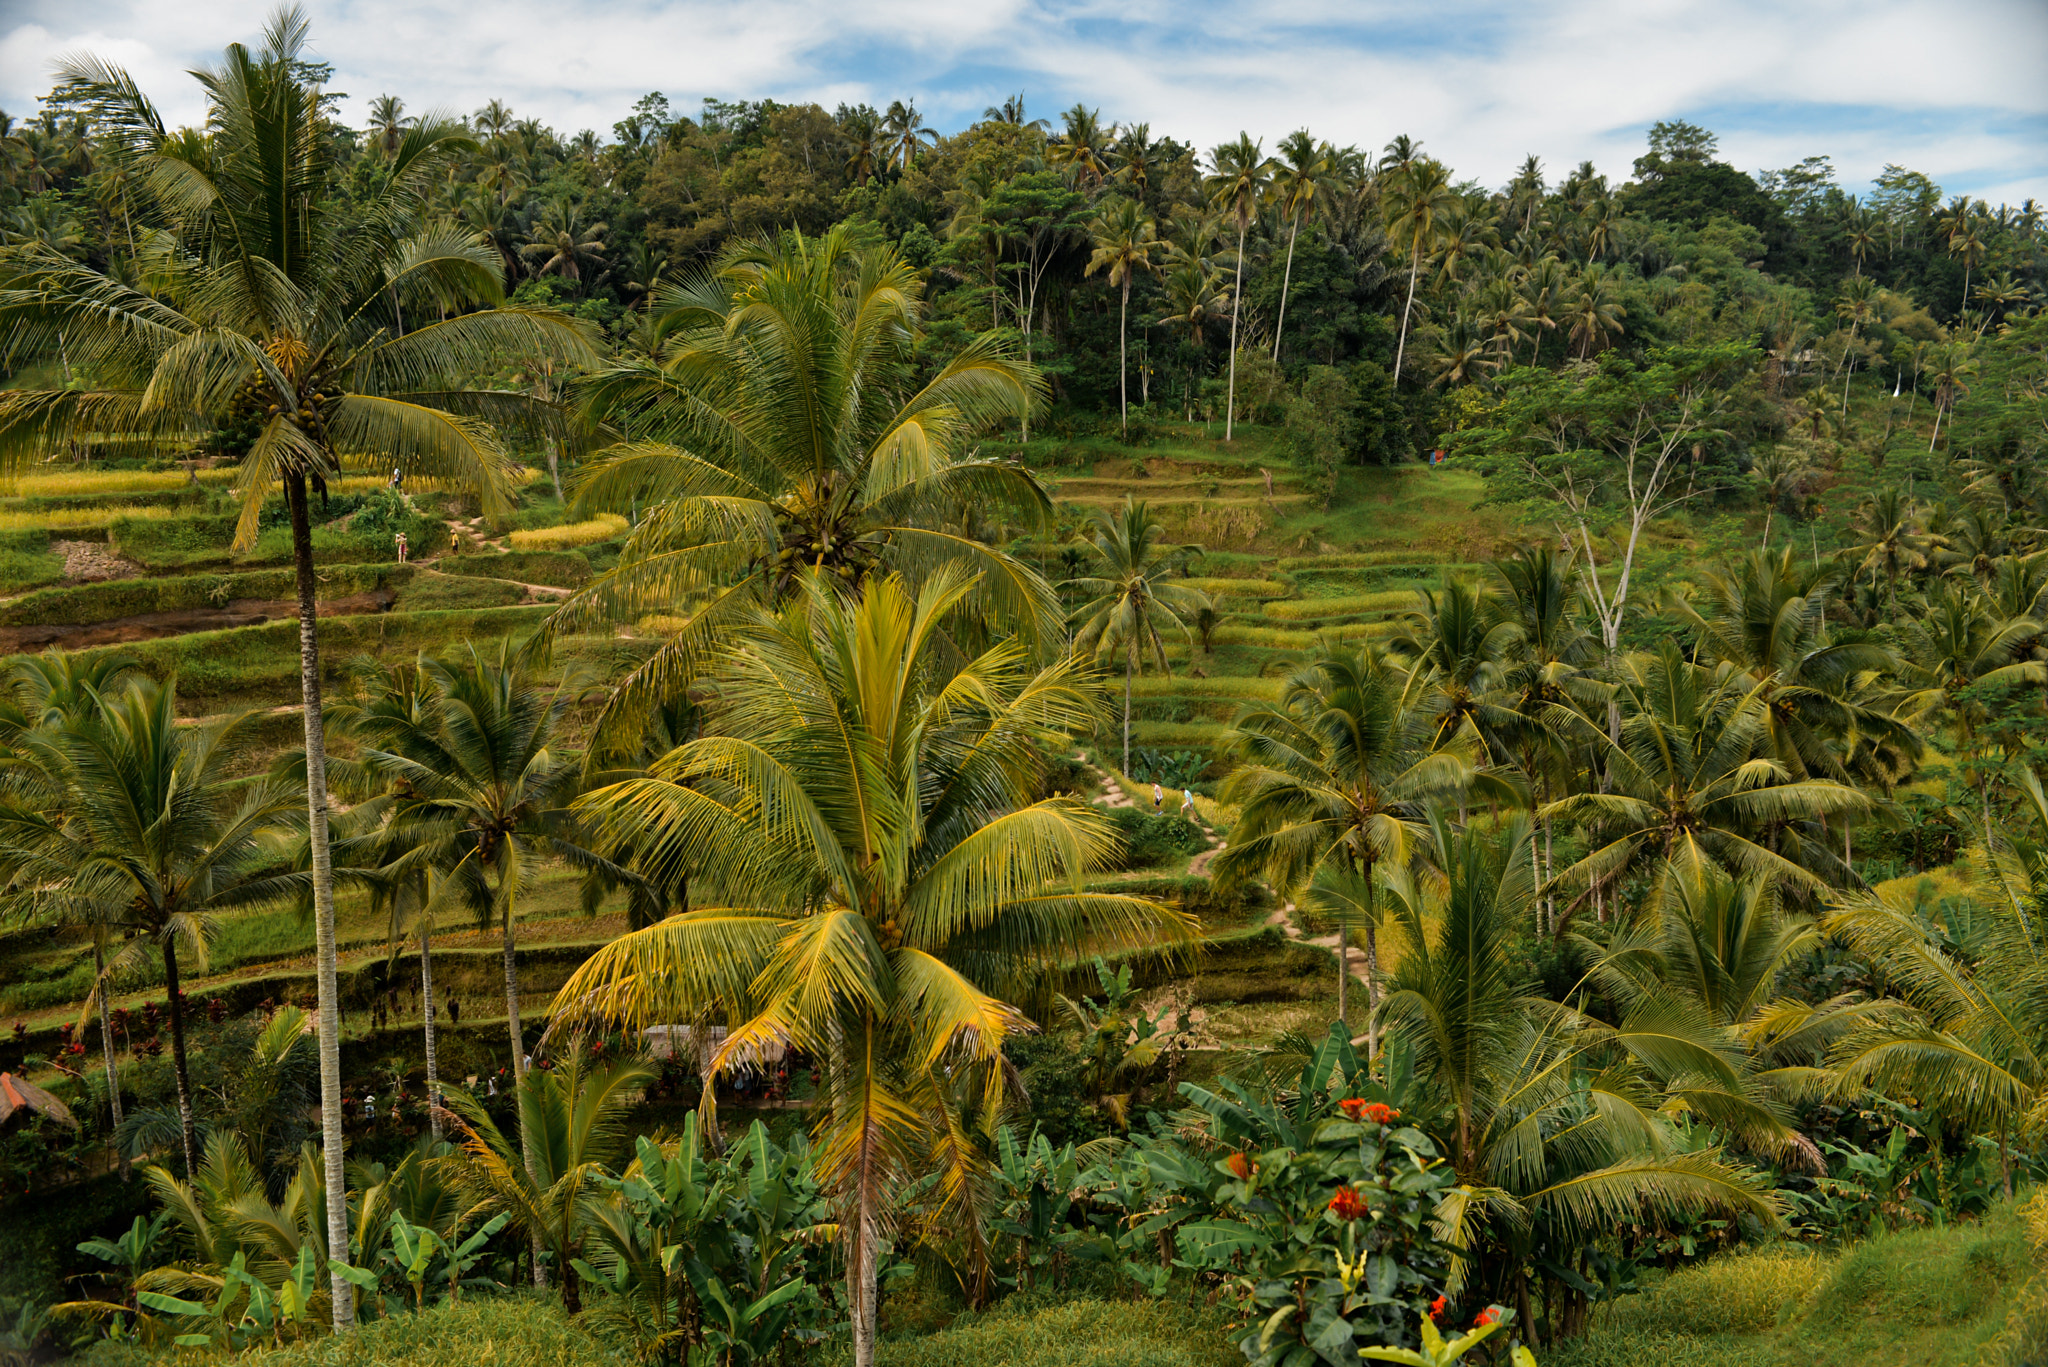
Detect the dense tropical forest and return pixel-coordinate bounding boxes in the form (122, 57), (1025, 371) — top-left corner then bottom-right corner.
(0, 7), (2046, 1367)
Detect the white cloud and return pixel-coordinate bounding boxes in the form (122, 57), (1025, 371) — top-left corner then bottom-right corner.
(4, 0), (2042, 201)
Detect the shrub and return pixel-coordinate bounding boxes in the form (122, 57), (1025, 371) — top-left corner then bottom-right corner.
(508, 514), (628, 551)
(1107, 806), (1208, 868)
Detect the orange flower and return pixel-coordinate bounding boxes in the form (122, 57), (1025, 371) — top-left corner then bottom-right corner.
(1337, 1097), (1401, 1123)
(1226, 1152), (1253, 1179)
(1475, 1307), (1500, 1327)
(1429, 1295), (1448, 1322)
(1327, 1186), (1369, 1220)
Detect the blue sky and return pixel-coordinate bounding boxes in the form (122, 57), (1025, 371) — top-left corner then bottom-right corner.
(5, 0), (2044, 204)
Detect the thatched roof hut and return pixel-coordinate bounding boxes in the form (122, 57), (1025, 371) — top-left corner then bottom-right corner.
(0, 1072), (76, 1130)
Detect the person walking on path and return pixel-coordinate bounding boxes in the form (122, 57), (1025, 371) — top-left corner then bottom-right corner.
(1180, 787), (1198, 820)
(395, 531), (409, 563)
(1152, 782), (1164, 812)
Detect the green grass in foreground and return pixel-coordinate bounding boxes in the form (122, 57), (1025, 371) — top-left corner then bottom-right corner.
(1548, 1199), (2034, 1367)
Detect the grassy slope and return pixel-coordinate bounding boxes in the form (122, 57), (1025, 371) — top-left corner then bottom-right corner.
(1549, 1196), (2037, 1366)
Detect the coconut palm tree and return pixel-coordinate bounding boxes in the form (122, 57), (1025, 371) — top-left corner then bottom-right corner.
(1065, 498), (1210, 776)
(553, 225), (1057, 741)
(347, 639), (624, 1284)
(1215, 642), (1478, 1037)
(1049, 104), (1113, 189)
(0, 678), (301, 1180)
(1203, 134), (1274, 440)
(441, 1056), (653, 1313)
(0, 15), (598, 1318)
(520, 201), (608, 288)
(1564, 264), (1627, 358)
(1267, 131), (1337, 363)
(550, 570), (1194, 1367)
(880, 100), (938, 176)
(1542, 642), (1869, 908)
(0, 652), (143, 1161)
(1378, 813), (1783, 1337)
(1670, 547), (1914, 785)
(1084, 198), (1164, 438)
(366, 95), (413, 159)
(1383, 158), (1457, 382)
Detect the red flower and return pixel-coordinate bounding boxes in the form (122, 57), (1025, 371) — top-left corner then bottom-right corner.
(1475, 1307), (1500, 1327)
(1226, 1152), (1253, 1179)
(1327, 1186), (1369, 1220)
(1429, 1295), (1448, 1322)
(1338, 1097), (1401, 1124)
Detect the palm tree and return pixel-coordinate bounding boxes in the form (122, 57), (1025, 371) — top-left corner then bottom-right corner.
(1084, 198), (1164, 437)
(1841, 198), (1878, 277)
(1846, 487), (1931, 611)
(0, 652), (142, 1161)
(366, 95), (413, 158)
(880, 100), (938, 175)
(842, 110), (880, 184)
(1215, 642), (1476, 1037)
(1384, 158), (1457, 381)
(1203, 134), (1274, 441)
(1108, 123), (1162, 203)
(554, 225), (1057, 738)
(1564, 264), (1627, 358)
(351, 640), (623, 1284)
(1672, 547), (1913, 785)
(1049, 104), (1113, 189)
(1065, 498), (1210, 775)
(442, 1056), (653, 1313)
(0, 16), (597, 1320)
(0, 679), (300, 1180)
(1825, 883), (2048, 1196)
(1898, 582), (2047, 820)
(521, 201), (608, 288)
(1542, 642), (1869, 908)
(1378, 813), (1783, 1337)
(550, 571), (1194, 1367)
(1267, 131), (1336, 363)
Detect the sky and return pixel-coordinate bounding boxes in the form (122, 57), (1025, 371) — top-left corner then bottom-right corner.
(4, 0), (2045, 205)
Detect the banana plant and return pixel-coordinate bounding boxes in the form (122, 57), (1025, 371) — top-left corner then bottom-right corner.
(1361, 1311), (1537, 1366)
(989, 1127), (1089, 1290)
(136, 1246), (323, 1350)
(73, 1214), (168, 1317)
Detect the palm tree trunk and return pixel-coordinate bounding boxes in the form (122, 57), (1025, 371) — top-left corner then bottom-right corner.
(1362, 922), (1380, 1062)
(1393, 240), (1422, 382)
(94, 942), (126, 1177)
(1122, 648), (1134, 778)
(499, 871), (546, 1289)
(160, 939), (196, 1179)
(1335, 901), (1348, 1025)
(850, 1204), (880, 1367)
(419, 920), (441, 1144)
(1272, 214), (1301, 363)
(1224, 221), (1248, 442)
(286, 473), (355, 1331)
(1118, 276), (1131, 438)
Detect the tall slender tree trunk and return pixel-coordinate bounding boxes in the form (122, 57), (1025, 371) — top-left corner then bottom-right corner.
(160, 940), (196, 1179)
(1224, 221), (1248, 442)
(849, 1204), (880, 1367)
(499, 870), (546, 1288)
(94, 942), (126, 1178)
(1362, 923), (1381, 1062)
(1393, 240), (1422, 382)
(1335, 902), (1348, 1025)
(1122, 644), (1134, 777)
(1118, 277), (1131, 437)
(286, 473), (355, 1331)
(1271, 214), (1300, 363)
(419, 920), (441, 1144)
